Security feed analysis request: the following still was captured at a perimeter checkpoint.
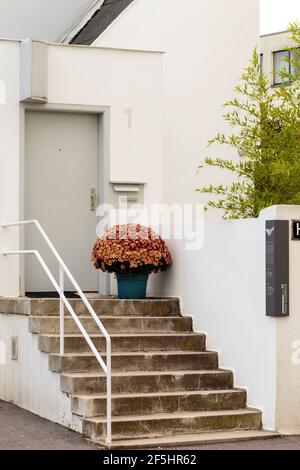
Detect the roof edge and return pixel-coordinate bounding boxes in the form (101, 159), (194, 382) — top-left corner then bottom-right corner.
(260, 30), (289, 39)
(89, 0), (137, 46)
(60, 0), (105, 44)
(69, 0), (136, 46)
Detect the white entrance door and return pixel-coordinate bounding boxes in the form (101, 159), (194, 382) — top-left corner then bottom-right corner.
(25, 111), (99, 293)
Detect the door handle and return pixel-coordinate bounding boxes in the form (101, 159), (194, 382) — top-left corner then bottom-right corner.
(90, 188), (97, 212)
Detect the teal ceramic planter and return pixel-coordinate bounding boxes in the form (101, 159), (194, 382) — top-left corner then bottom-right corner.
(117, 273), (149, 299)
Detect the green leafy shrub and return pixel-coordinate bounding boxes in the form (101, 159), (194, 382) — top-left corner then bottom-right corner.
(196, 23), (300, 219)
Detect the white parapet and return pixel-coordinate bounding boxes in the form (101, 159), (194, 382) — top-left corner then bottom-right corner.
(149, 205), (300, 435)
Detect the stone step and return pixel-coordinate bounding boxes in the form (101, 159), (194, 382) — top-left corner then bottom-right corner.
(104, 430), (278, 450)
(1, 295), (267, 448)
(30, 315), (192, 335)
(39, 332), (205, 354)
(29, 298), (180, 317)
(61, 370), (233, 395)
(49, 351), (218, 373)
(72, 389), (247, 418)
(82, 409), (262, 442)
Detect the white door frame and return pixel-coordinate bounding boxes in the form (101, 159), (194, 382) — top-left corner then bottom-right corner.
(19, 103), (111, 295)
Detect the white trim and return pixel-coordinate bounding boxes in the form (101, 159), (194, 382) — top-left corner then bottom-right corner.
(260, 30), (289, 39)
(60, 0), (106, 44)
(113, 185), (140, 192)
(111, 180), (146, 185)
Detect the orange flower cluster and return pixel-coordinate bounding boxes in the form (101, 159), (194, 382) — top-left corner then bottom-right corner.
(92, 224), (172, 274)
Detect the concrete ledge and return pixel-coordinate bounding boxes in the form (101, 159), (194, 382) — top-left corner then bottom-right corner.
(0, 297), (180, 317)
(0, 297), (31, 316)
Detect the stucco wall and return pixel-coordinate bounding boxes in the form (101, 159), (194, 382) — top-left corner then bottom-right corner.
(0, 313), (80, 431)
(148, 216), (277, 430)
(93, 0), (260, 213)
(0, 40), (21, 297)
(47, 44), (164, 203)
(260, 205), (300, 435)
(260, 31), (290, 82)
(149, 206), (300, 434)
(0, 40), (164, 296)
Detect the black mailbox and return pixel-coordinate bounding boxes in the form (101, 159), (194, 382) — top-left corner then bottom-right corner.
(266, 220), (289, 317)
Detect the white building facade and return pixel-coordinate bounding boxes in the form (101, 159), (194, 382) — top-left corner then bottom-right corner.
(1, 0), (300, 443)
(0, 0), (260, 297)
(260, 30), (294, 84)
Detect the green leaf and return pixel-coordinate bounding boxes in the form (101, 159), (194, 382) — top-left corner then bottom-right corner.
(196, 28), (300, 219)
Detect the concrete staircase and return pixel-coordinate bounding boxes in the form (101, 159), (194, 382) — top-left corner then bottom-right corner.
(27, 297), (273, 448)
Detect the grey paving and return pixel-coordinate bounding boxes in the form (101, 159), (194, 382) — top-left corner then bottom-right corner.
(169, 436), (300, 450)
(0, 400), (97, 450)
(1, 400), (300, 451)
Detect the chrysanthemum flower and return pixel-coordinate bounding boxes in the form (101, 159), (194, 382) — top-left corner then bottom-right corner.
(92, 224), (172, 274)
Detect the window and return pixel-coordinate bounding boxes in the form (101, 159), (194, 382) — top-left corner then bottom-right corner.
(260, 53), (264, 73)
(273, 50), (290, 85)
(273, 49), (299, 85)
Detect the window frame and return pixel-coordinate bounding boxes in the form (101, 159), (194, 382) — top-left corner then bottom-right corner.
(260, 53), (264, 73)
(273, 49), (292, 86)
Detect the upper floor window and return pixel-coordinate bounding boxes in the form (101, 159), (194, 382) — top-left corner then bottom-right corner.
(273, 50), (298, 85)
(260, 53), (264, 73)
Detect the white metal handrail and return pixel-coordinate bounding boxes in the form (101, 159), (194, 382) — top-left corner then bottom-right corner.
(2, 220), (112, 445)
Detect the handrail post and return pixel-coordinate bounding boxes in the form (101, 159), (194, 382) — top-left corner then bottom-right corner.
(3, 220), (113, 445)
(106, 339), (112, 445)
(59, 265), (64, 356)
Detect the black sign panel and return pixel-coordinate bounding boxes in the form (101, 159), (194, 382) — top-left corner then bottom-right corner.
(292, 220), (300, 240)
(266, 220), (289, 317)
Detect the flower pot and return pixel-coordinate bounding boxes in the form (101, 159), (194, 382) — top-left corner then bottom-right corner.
(116, 273), (149, 299)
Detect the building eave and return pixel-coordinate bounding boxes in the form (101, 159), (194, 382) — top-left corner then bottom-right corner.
(60, 0), (105, 44)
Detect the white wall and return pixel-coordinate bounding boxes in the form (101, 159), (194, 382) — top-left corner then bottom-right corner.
(0, 313), (81, 431)
(0, 40), (164, 296)
(0, 40), (21, 297)
(260, 205), (300, 435)
(47, 44), (164, 204)
(149, 206), (300, 433)
(93, 0), (260, 213)
(260, 31), (290, 83)
(148, 216), (277, 430)
(0, 0), (94, 42)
